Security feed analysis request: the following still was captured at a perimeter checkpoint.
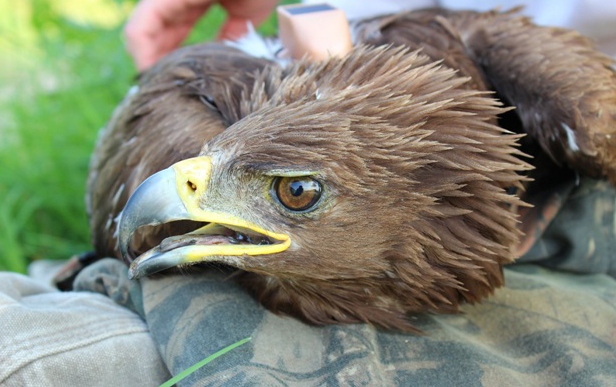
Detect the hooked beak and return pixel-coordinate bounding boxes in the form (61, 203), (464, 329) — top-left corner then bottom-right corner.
(117, 156), (291, 279)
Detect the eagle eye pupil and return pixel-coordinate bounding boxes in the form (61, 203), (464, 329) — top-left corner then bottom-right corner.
(289, 182), (304, 197)
(273, 176), (322, 212)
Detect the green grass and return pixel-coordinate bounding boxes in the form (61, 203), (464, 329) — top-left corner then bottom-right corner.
(0, 0), (293, 273)
(159, 337), (251, 387)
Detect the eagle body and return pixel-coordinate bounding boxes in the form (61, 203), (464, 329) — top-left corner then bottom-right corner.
(88, 9), (616, 331)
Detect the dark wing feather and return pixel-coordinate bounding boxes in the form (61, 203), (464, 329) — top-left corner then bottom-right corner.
(355, 8), (616, 183)
(87, 44), (274, 257)
(354, 8), (490, 91)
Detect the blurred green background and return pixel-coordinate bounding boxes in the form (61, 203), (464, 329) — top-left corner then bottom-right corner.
(0, 0), (286, 273)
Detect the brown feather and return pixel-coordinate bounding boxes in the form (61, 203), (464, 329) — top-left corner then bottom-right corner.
(88, 9), (616, 331)
(357, 8), (616, 182)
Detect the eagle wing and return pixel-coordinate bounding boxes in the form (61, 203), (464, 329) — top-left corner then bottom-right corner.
(355, 8), (616, 183)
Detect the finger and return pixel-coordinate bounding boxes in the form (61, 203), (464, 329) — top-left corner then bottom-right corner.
(218, 0), (278, 40)
(219, 0), (278, 21)
(217, 18), (252, 40)
(124, 0), (214, 70)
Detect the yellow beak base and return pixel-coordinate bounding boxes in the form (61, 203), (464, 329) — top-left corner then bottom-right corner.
(118, 157), (291, 279)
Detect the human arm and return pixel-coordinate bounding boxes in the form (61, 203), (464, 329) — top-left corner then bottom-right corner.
(124, 0), (278, 71)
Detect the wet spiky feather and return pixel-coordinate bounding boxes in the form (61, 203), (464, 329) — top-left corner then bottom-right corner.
(87, 8), (616, 331)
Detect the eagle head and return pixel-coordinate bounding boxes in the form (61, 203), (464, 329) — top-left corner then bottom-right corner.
(116, 46), (529, 331)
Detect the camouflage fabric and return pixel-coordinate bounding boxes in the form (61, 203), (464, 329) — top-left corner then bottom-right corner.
(72, 176), (616, 386)
(519, 177), (616, 277)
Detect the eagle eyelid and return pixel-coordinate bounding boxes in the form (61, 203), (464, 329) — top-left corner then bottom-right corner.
(198, 94), (219, 111)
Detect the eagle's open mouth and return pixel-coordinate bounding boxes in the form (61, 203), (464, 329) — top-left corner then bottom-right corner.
(158, 223), (276, 252)
(118, 156), (291, 280)
(127, 222), (289, 280)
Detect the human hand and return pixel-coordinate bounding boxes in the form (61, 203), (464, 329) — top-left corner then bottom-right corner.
(124, 0), (279, 71)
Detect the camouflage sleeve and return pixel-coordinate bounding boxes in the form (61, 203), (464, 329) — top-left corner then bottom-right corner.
(74, 175), (616, 386)
(132, 264), (616, 386)
(518, 177), (616, 277)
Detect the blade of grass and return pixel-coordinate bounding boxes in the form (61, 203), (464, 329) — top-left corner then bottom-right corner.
(159, 337), (252, 387)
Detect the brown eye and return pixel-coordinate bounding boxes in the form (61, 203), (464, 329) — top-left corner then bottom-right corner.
(272, 176), (322, 212)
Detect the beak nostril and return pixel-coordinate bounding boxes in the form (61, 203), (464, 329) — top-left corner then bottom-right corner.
(173, 157), (211, 197)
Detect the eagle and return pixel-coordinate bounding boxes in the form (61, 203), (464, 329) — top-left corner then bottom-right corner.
(86, 8), (616, 331)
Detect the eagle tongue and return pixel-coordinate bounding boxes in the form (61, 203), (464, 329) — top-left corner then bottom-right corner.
(158, 234), (236, 253)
